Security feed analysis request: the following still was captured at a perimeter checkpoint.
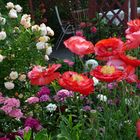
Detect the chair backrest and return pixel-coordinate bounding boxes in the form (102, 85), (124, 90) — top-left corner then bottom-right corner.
(71, 8), (89, 24)
(54, 6), (65, 32)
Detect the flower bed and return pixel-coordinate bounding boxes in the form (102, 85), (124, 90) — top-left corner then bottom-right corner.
(0, 2), (140, 140)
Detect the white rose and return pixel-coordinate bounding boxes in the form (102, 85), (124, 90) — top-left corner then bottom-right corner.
(0, 17), (6, 25)
(46, 47), (52, 55)
(4, 82), (15, 90)
(46, 103), (57, 112)
(0, 31), (6, 40)
(38, 36), (50, 42)
(9, 71), (18, 80)
(92, 77), (99, 86)
(44, 55), (49, 61)
(9, 9), (18, 18)
(97, 94), (107, 102)
(0, 54), (5, 62)
(36, 42), (45, 50)
(20, 14), (31, 28)
(85, 59), (98, 70)
(46, 26), (54, 36)
(6, 2), (14, 9)
(18, 74), (26, 81)
(40, 23), (47, 36)
(15, 4), (22, 13)
(31, 25), (40, 32)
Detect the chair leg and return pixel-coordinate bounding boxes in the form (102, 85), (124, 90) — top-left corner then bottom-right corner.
(55, 32), (65, 50)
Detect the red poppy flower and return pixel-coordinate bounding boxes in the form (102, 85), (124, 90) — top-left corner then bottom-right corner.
(107, 59), (137, 83)
(28, 64), (61, 86)
(125, 19), (140, 49)
(125, 19), (140, 34)
(90, 65), (123, 82)
(136, 119), (140, 139)
(58, 71), (94, 95)
(94, 38), (124, 61)
(64, 36), (94, 57)
(119, 53), (140, 67)
(126, 30), (140, 49)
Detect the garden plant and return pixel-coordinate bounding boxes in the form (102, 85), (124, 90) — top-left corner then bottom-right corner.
(0, 2), (140, 140)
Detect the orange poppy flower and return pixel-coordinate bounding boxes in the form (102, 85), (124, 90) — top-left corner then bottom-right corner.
(28, 64), (61, 86)
(64, 36), (94, 57)
(90, 65), (123, 82)
(119, 54), (140, 67)
(94, 38), (124, 61)
(58, 71), (94, 95)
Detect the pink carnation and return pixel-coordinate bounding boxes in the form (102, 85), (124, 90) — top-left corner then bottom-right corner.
(9, 109), (23, 119)
(4, 98), (20, 108)
(26, 97), (39, 104)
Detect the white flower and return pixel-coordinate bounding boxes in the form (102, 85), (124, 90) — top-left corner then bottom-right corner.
(20, 14), (31, 28)
(31, 25), (40, 32)
(85, 59), (98, 70)
(36, 42), (45, 50)
(15, 4), (22, 13)
(9, 9), (18, 18)
(6, 2), (14, 9)
(0, 17), (6, 25)
(46, 103), (57, 112)
(18, 74), (26, 81)
(125, 98), (132, 106)
(0, 31), (6, 40)
(46, 26), (54, 36)
(97, 94), (107, 102)
(92, 77), (99, 86)
(40, 23), (47, 36)
(38, 36), (50, 42)
(0, 54), (5, 62)
(46, 47), (52, 55)
(44, 55), (49, 61)
(4, 82), (15, 90)
(9, 71), (18, 80)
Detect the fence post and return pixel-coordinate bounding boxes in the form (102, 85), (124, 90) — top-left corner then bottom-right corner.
(131, 0), (137, 19)
(88, 0), (96, 19)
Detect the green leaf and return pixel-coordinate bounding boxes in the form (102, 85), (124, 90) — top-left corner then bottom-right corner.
(35, 129), (51, 140)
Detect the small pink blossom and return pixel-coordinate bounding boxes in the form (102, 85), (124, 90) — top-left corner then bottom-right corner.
(80, 22), (86, 28)
(90, 26), (97, 33)
(26, 97), (39, 104)
(75, 30), (84, 37)
(63, 59), (74, 67)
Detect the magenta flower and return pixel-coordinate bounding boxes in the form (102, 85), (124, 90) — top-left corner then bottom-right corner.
(75, 30), (84, 37)
(54, 89), (74, 102)
(39, 94), (51, 102)
(37, 86), (50, 97)
(24, 117), (42, 131)
(26, 97), (39, 104)
(90, 26), (97, 33)
(83, 105), (91, 111)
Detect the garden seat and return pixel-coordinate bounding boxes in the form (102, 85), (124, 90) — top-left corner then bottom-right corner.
(54, 6), (75, 50)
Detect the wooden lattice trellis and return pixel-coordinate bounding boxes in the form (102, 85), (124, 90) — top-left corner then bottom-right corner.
(88, 0), (138, 26)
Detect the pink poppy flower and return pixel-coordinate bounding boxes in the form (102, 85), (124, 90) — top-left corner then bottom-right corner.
(64, 36), (94, 57)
